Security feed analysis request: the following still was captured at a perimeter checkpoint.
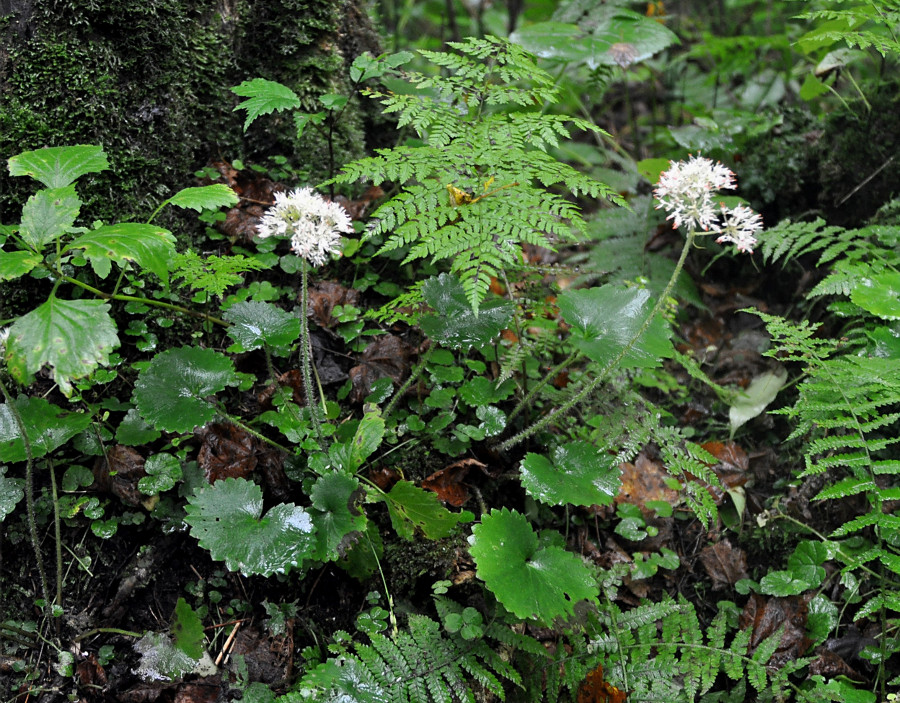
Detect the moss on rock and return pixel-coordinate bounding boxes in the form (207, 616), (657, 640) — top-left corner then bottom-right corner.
(0, 0), (376, 226)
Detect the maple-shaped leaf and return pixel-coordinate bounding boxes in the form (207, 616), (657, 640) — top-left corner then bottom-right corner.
(184, 477), (316, 577)
(6, 297), (119, 396)
(232, 78), (302, 131)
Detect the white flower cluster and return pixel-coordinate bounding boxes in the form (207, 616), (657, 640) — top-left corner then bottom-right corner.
(257, 187), (353, 266)
(654, 155), (763, 254)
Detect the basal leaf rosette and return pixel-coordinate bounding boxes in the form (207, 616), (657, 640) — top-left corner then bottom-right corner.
(469, 508), (597, 623)
(520, 440), (620, 507)
(184, 477), (316, 577)
(133, 346), (238, 433)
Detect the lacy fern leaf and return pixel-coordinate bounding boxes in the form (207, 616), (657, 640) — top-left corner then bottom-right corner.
(327, 36), (625, 312)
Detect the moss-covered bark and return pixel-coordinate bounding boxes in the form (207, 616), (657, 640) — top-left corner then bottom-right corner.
(0, 0), (379, 224)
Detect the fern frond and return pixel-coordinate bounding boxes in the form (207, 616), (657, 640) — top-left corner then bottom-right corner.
(294, 603), (535, 703)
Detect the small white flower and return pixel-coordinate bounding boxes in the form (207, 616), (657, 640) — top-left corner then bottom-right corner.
(654, 155), (736, 232)
(714, 204), (763, 254)
(0, 327), (10, 355)
(257, 187), (353, 267)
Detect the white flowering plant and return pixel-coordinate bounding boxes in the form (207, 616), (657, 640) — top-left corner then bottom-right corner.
(257, 187), (353, 267)
(654, 154), (763, 254)
(256, 187), (354, 439)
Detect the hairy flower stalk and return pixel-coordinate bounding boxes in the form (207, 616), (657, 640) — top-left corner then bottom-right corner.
(258, 188), (353, 439)
(499, 156), (762, 451)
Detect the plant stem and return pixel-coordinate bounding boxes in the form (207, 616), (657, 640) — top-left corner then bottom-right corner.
(60, 275), (228, 327)
(383, 344), (435, 419)
(505, 350), (579, 424)
(47, 459), (63, 611)
(497, 230), (695, 452)
(74, 627), (143, 642)
(300, 260), (322, 441)
(215, 408), (292, 454)
(0, 377), (51, 610)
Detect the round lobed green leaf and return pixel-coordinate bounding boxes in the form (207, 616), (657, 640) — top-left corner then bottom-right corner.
(851, 272), (900, 320)
(133, 347), (238, 433)
(558, 284), (673, 369)
(520, 440), (620, 507)
(184, 477), (316, 577)
(469, 508), (597, 622)
(224, 300), (300, 353)
(419, 274), (514, 349)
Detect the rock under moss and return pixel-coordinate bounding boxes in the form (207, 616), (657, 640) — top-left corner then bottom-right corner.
(0, 0), (378, 227)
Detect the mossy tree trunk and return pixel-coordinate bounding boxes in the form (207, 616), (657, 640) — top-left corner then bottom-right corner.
(0, 0), (381, 224)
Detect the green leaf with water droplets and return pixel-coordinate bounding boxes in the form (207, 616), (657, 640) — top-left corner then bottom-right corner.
(134, 347), (238, 433)
(6, 297), (118, 396)
(0, 395), (92, 463)
(184, 477), (316, 577)
(470, 508), (597, 623)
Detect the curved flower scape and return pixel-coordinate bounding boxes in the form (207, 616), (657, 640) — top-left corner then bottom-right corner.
(654, 155), (763, 254)
(257, 187), (353, 266)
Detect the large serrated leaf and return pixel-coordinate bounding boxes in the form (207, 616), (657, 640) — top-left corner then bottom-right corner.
(184, 477), (316, 577)
(469, 508), (597, 623)
(133, 347), (238, 433)
(419, 274), (514, 349)
(6, 297), (119, 396)
(0, 250), (42, 281)
(231, 78), (302, 131)
(0, 467), (25, 521)
(511, 11), (678, 69)
(0, 395), (93, 462)
(309, 473), (367, 562)
(224, 301), (300, 352)
(558, 284), (673, 369)
(383, 480), (473, 540)
(851, 272), (900, 320)
(65, 223), (176, 283)
(19, 186), (81, 252)
(8, 145), (109, 188)
(520, 440), (620, 507)
(165, 184), (239, 212)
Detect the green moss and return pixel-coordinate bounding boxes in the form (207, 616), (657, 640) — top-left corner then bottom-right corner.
(0, 0), (370, 227)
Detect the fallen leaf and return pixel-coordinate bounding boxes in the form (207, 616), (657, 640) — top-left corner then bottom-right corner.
(230, 623), (293, 686)
(577, 663), (627, 703)
(616, 451), (679, 515)
(308, 280), (361, 329)
(257, 369), (306, 409)
(349, 335), (411, 404)
(93, 445), (146, 507)
(422, 458), (487, 507)
(333, 185), (384, 220)
(739, 593), (811, 668)
(197, 423), (258, 483)
(367, 466), (401, 492)
(699, 539), (749, 590)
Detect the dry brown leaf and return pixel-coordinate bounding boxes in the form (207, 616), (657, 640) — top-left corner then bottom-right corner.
(616, 451), (680, 515)
(349, 335), (411, 404)
(699, 539), (749, 590)
(93, 445), (146, 507)
(739, 593), (812, 668)
(308, 280), (361, 329)
(197, 423), (258, 483)
(422, 458), (487, 507)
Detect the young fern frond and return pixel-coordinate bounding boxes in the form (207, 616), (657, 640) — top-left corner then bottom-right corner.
(326, 36), (625, 312)
(291, 601), (538, 703)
